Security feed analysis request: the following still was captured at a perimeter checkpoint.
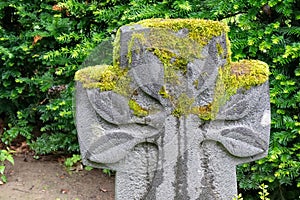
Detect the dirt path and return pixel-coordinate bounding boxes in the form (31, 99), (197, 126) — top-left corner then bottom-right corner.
(1, 154), (115, 200)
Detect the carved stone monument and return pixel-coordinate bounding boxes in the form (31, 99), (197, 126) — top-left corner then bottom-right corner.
(75, 19), (270, 200)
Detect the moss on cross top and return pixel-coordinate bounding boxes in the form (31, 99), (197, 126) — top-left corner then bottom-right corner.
(208, 59), (269, 120)
(137, 18), (229, 47)
(74, 65), (128, 91)
(75, 18), (269, 120)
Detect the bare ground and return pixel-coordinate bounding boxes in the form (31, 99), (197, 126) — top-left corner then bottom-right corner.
(1, 154), (115, 200)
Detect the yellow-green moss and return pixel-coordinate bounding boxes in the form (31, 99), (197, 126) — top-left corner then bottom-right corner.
(124, 18), (230, 86)
(112, 75), (132, 97)
(126, 18), (231, 119)
(208, 59), (269, 120)
(128, 99), (149, 117)
(125, 27), (201, 83)
(216, 42), (224, 57)
(77, 19), (268, 121)
(137, 18), (229, 47)
(193, 79), (199, 89)
(127, 32), (146, 64)
(151, 48), (188, 72)
(172, 94), (195, 117)
(226, 59), (269, 93)
(74, 65), (128, 91)
(113, 29), (121, 66)
(191, 104), (213, 120)
(159, 85), (170, 98)
(171, 95), (214, 120)
(147, 28), (202, 60)
(151, 48), (189, 84)
(225, 34), (232, 63)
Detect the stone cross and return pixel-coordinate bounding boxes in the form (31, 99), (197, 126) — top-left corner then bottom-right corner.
(75, 19), (270, 200)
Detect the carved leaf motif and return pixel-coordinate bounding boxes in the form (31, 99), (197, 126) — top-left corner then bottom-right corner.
(131, 51), (165, 102)
(86, 124), (160, 164)
(87, 90), (131, 125)
(216, 94), (249, 120)
(87, 131), (139, 164)
(211, 127), (267, 157)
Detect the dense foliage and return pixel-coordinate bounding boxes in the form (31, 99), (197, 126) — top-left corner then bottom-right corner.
(0, 0), (299, 198)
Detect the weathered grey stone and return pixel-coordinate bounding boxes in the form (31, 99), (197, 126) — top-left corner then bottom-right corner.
(75, 19), (270, 200)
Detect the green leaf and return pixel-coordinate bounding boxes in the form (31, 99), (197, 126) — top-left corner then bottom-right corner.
(0, 166), (5, 174)
(295, 68), (300, 76)
(84, 166), (93, 171)
(6, 155), (14, 165)
(1, 174), (7, 183)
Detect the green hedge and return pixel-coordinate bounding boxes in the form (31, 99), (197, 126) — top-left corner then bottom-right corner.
(1, 0), (299, 198)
